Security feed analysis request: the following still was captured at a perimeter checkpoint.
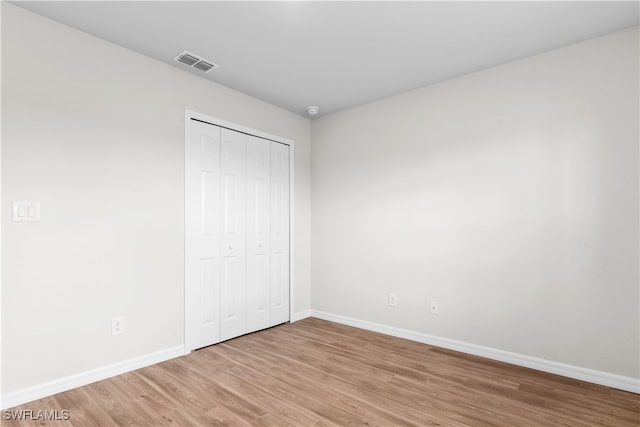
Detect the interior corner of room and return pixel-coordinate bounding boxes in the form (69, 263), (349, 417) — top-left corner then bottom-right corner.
(1, 0), (639, 416)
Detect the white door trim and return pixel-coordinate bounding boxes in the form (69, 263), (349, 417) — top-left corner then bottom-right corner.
(184, 109), (295, 352)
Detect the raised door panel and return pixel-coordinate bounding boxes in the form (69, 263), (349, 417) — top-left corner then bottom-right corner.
(270, 142), (290, 326)
(220, 128), (247, 341)
(186, 121), (221, 350)
(246, 136), (271, 332)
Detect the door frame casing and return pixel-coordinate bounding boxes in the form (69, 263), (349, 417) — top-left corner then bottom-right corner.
(184, 109), (295, 352)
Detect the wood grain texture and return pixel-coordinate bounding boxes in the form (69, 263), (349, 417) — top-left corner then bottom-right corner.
(4, 318), (638, 426)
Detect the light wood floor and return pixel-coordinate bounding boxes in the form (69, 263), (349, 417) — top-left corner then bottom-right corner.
(4, 318), (639, 426)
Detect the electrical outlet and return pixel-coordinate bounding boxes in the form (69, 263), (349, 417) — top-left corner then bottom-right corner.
(112, 317), (125, 335)
(389, 293), (398, 307)
(430, 301), (439, 314)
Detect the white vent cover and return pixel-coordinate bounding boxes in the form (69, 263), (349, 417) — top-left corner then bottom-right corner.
(173, 51), (219, 73)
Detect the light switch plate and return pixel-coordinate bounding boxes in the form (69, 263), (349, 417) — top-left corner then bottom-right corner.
(12, 201), (40, 222)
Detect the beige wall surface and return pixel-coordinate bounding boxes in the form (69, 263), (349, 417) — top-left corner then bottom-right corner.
(1, 3), (311, 394)
(311, 27), (639, 378)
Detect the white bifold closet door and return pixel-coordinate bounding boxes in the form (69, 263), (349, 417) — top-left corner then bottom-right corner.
(246, 136), (271, 332)
(270, 142), (290, 326)
(220, 129), (247, 341)
(186, 119), (290, 351)
(186, 120), (222, 350)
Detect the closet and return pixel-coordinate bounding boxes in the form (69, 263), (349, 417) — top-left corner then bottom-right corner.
(185, 114), (291, 351)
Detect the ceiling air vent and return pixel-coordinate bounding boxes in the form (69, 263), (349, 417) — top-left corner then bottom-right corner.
(173, 50), (219, 73)
(193, 60), (215, 72)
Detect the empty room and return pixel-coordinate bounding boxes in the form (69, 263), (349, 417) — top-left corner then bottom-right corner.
(1, 1), (639, 426)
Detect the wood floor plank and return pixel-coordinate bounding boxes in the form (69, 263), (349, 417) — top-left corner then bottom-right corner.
(4, 318), (638, 426)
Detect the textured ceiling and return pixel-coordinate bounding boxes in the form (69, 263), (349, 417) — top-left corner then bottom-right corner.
(13, 1), (640, 117)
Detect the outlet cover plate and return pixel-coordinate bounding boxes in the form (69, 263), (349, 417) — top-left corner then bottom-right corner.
(389, 293), (398, 307)
(111, 317), (125, 335)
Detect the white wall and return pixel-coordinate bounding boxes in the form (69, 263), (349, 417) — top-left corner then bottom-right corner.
(1, 3), (311, 394)
(311, 27), (639, 379)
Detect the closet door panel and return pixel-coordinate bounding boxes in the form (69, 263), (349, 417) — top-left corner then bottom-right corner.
(270, 143), (290, 326)
(246, 136), (271, 331)
(220, 129), (247, 341)
(186, 122), (221, 350)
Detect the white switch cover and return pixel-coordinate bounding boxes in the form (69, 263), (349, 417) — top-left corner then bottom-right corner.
(12, 201), (40, 222)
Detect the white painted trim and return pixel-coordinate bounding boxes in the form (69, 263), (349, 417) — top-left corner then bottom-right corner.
(310, 310), (640, 394)
(185, 110), (294, 147)
(0, 345), (186, 410)
(288, 141), (296, 323)
(184, 110), (296, 351)
(184, 109), (191, 353)
(291, 310), (311, 323)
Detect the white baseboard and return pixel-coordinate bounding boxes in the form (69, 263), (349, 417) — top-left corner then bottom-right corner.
(310, 310), (640, 394)
(291, 309), (312, 322)
(1, 345), (186, 410)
